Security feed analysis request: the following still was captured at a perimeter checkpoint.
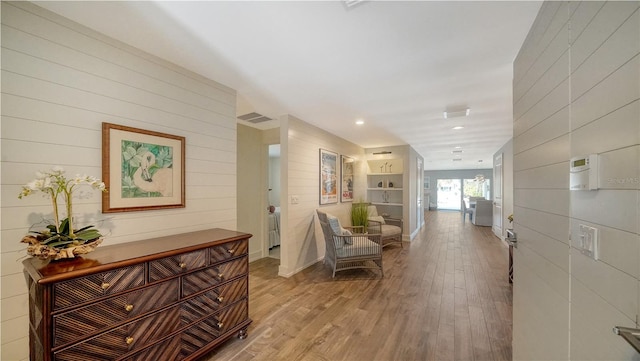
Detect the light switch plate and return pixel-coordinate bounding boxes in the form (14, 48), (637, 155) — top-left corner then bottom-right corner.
(291, 195), (299, 204)
(579, 224), (599, 260)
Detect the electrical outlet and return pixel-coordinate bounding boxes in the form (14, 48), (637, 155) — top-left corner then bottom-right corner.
(291, 195), (299, 204)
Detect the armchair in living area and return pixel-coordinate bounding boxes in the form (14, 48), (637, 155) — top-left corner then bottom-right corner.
(471, 199), (493, 226)
(316, 210), (383, 278)
(366, 205), (403, 248)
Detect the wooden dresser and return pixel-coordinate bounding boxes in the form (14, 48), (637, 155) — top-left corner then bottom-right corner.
(22, 228), (252, 361)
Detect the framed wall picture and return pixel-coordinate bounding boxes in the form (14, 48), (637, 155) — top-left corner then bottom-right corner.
(319, 148), (338, 205)
(102, 122), (185, 213)
(425, 176), (430, 190)
(341, 155), (354, 202)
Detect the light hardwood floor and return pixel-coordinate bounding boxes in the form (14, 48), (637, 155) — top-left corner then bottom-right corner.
(205, 211), (512, 361)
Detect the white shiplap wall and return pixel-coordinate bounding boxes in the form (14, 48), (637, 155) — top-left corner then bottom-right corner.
(278, 115), (365, 277)
(1, 2), (237, 359)
(513, 1), (640, 360)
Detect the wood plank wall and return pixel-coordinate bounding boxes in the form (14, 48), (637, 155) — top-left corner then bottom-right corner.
(1, 2), (238, 359)
(279, 115), (366, 277)
(512, 1), (640, 359)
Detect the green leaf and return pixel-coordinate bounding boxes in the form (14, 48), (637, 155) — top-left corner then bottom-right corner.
(48, 240), (75, 248)
(75, 229), (102, 241)
(59, 218), (70, 235)
(41, 234), (62, 244)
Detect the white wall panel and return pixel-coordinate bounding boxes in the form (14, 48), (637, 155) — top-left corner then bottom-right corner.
(571, 55), (640, 130)
(0, 2), (238, 359)
(570, 2), (640, 66)
(514, 6), (640, 357)
(513, 134), (569, 171)
(572, 248), (638, 320)
(279, 115), (365, 277)
(514, 79), (570, 136)
(514, 46), (569, 119)
(517, 224), (569, 273)
(571, 279), (638, 361)
(513, 106), (569, 154)
(514, 206), (570, 244)
(513, 1), (566, 88)
(571, 101), (640, 156)
(514, 188), (569, 216)
(571, 10), (640, 101)
(569, 220), (639, 279)
(512, 254), (569, 360)
(514, 162), (568, 189)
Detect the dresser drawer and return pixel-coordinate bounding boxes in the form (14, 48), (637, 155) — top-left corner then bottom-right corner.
(148, 250), (206, 282)
(53, 264), (145, 311)
(209, 239), (248, 264)
(54, 305), (181, 361)
(53, 279), (179, 348)
(181, 277), (248, 324)
(181, 300), (248, 356)
(123, 334), (182, 361)
(182, 256), (248, 297)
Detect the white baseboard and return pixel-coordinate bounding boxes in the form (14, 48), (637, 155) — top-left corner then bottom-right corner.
(278, 256), (323, 278)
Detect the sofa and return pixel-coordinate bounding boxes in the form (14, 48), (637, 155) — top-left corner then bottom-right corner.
(471, 199), (493, 226)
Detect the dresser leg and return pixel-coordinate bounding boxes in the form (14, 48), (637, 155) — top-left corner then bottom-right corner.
(238, 328), (248, 339)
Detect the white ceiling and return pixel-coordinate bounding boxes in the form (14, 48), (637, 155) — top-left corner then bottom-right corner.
(36, 1), (542, 170)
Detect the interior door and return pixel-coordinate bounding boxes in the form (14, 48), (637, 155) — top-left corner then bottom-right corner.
(493, 153), (503, 239)
(416, 158), (423, 228)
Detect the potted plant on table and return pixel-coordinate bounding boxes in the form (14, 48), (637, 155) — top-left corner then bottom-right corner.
(18, 166), (107, 260)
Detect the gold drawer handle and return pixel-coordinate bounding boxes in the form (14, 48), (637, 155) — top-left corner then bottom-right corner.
(228, 249), (235, 254)
(218, 273), (224, 280)
(101, 282), (110, 290)
(216, 296), (224, 303)
(125, 304), (134, 312)
(125, 336), (134, 345)
(179, 262), (187, 269)
(217, 322), (224, 329)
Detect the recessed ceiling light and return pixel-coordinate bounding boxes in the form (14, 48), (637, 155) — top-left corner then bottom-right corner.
(452, 150), (463, 154)
(355, 119), (364, 125)
(455, 146), (462, 149)
(453, 159), (462, 162)
(452, 126), (464, 130)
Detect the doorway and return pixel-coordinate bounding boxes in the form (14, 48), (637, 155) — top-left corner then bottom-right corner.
(436, 179), (462, 210)
(267, 144), (281, 259)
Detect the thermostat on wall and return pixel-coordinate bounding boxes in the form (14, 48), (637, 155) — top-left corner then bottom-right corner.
(570, 154), (598, 191)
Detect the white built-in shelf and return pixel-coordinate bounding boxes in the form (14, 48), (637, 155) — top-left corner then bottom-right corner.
(371, 202), (403, 207)
(367, 187), (402, 191)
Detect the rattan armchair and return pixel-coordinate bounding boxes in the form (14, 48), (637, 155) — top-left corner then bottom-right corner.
(317, 210), (383, 278)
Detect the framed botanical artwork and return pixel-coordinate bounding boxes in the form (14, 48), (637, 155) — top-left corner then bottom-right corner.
(102, 122), (185, 213)
(424, 176), (430, 190)
(341, 155), (354, 202)
(319, 148), (338, 205)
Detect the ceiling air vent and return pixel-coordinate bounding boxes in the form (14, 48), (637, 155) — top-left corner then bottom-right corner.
(237, 112), (272, 124)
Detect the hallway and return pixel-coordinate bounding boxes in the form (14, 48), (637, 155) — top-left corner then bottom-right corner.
(206, 211), (512, 361)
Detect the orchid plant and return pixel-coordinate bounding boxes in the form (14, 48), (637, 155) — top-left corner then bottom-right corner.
(18, 166), (107, 249)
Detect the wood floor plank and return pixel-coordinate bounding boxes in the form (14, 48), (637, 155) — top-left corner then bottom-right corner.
(203, 211), (512, 361)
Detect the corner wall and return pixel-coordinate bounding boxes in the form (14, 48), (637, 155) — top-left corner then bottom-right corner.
(1, 3), (238, 359)
(278, 115), (366, 277)
(512, 2), (639, 359)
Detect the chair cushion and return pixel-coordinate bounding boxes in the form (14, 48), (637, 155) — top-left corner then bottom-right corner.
(326, 213), (348, 234)
(369, 215), (386, 225)
(367, 205), (379, 217)
(381, 224), (401, 238)
(336, 239), (381, 258)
